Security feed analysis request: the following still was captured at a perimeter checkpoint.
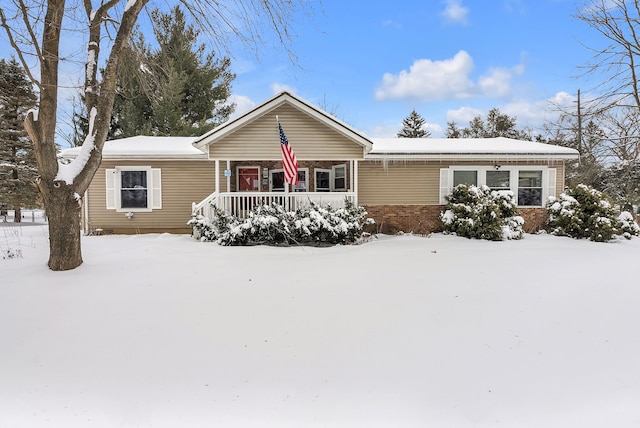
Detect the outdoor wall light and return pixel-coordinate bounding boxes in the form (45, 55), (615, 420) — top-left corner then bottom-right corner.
(125, 211), (134, 219)
(494, 164), (501, 170)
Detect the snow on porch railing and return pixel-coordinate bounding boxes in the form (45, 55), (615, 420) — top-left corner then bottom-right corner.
(193, 192), (356, 220)
(192, 192), (218, 219)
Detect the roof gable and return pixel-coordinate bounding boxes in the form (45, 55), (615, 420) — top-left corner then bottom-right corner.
(194, 91), (373, 154)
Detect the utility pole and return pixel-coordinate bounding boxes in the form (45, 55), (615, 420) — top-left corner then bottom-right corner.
(577, 89), (582, 155)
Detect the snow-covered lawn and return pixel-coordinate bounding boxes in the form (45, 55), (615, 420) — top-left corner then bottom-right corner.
(2, 223), (640, 427)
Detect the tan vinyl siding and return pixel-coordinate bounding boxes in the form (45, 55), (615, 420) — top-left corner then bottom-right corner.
(86, 160), (215, 232)
(359, 161), (440, 205)
(209, 104), (365, 160)
(554, 162), (565, 197)
(359, 160), (566, 205)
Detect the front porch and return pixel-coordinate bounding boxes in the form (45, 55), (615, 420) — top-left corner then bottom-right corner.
(192, 158), (360, 220)
(192, 191), (357, 219)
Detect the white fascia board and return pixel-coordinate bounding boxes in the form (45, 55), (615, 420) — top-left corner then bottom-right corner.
(365, 152), (580, 161)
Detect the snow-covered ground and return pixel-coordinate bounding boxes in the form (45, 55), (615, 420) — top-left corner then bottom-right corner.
(1, 222), (640, 428)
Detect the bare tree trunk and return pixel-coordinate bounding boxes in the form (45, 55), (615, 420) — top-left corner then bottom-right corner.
(44, 182), (82, 270)
(14, 206), (22, 223)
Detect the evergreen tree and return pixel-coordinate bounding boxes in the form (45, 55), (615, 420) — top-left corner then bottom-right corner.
(108, 6), (236, 139)
(397, 109), (431, 138)
(460, 108), (531, 140)
(0, 58), (38, 222)
(445, 121), (461, 138)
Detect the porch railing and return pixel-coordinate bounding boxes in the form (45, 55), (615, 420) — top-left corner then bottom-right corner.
(192, 191), (356, 219)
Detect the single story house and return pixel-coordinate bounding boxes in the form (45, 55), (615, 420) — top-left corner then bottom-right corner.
(62, 91), (579, 235)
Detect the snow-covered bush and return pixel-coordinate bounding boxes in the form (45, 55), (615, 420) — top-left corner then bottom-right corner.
(440, 184), (524, 241)
(188, 200), (374, 246)
(546, 184), (639, 241)
(618, 211), (640, 239)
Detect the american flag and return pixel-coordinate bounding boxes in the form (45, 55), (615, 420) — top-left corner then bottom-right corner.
(278, 119), (299, 185)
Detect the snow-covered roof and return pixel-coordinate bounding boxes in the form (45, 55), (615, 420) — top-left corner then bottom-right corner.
(61, 136), (207, 160)
(367, 137), (580, 160)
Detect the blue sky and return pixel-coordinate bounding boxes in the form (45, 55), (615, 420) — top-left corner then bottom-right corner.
(228, 0), (599, 138)
(0, 0), (601, 143)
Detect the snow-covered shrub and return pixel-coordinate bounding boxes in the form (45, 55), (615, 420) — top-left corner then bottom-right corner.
(546, 184), (639, 241)
(617, 211), (640, 239)
(440, 184), (524, 241)
(189, 199), (374, 246)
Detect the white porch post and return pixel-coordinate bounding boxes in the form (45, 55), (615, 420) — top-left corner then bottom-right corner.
(215, 159), (220, 194)
(226, 160), (231, 192)
(353, 160), (358, 205)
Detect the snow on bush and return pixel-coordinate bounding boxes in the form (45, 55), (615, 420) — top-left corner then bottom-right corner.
(188, 199), (374, 246)
(546, 184), (639, 242)
(440, 184), (524, 241)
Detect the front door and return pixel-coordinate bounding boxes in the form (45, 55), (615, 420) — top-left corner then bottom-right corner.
(237, 167), (260, 192)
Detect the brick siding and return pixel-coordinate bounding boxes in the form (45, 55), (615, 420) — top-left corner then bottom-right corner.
(363, 205), (548, 235)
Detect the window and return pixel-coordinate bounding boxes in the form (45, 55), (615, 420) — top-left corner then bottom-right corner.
(270, 169), (285, 192)
(106, 167), (161, 212)
(333, 164), (347, 191)
(453, 170), (478, 187)
(518, 170), (543, 206)
(120, 170), (148, 209)
(315, 169), (331, 192)
(270, 168), (309, 191)
(440, 167), (551, 207)
(294, 169), (308, 192)
(486, 170), (510, 190)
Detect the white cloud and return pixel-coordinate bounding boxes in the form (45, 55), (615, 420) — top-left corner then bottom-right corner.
(442, 0), (469, 25)
(367, 121), (403, 138)
(376, 51), (527, 103)
(446, 106), (484, 124)
(375, 50), (476, 102)
(444, 91), (579, 135)
(478, 68), (514, 99)
(227, 94), (256, 120)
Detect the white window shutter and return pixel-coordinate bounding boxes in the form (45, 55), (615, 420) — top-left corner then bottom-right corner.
(547, 168), (557, 202)
(151, 168), (162, 209)
(106, 169), (117, 209)
(439, 168), (449, 204)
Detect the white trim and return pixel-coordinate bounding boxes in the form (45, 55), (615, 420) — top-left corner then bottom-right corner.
(443, 165), (551, 207)
(110, 166), (159, 213)
(294, 168), (309, 192)
(333, 163), (347, 191)
(270, 168), (285, 192)
(314, 168), (331, 192)
(151, 168), (162, 209)
(106, 168), (116, 209)
(236, 166), (261, 192)
(353, 160), (359, 205)
(439, 168), (449, 204)
(547, 168), (557, 201)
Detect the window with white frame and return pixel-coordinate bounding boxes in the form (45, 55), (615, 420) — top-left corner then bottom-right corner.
(486, 170), (510, 190)
(106, 167), (162, 212)
(453, 170), (477, 187)
(439, 166), (554, 207)
(517, 170), (543, 206)
(333, 164), (347, 191)
(315, 169), (331, 192)
(294, 168), (309, 192)
(270, 169), (285, 192)
(270, 168), (309, 191)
